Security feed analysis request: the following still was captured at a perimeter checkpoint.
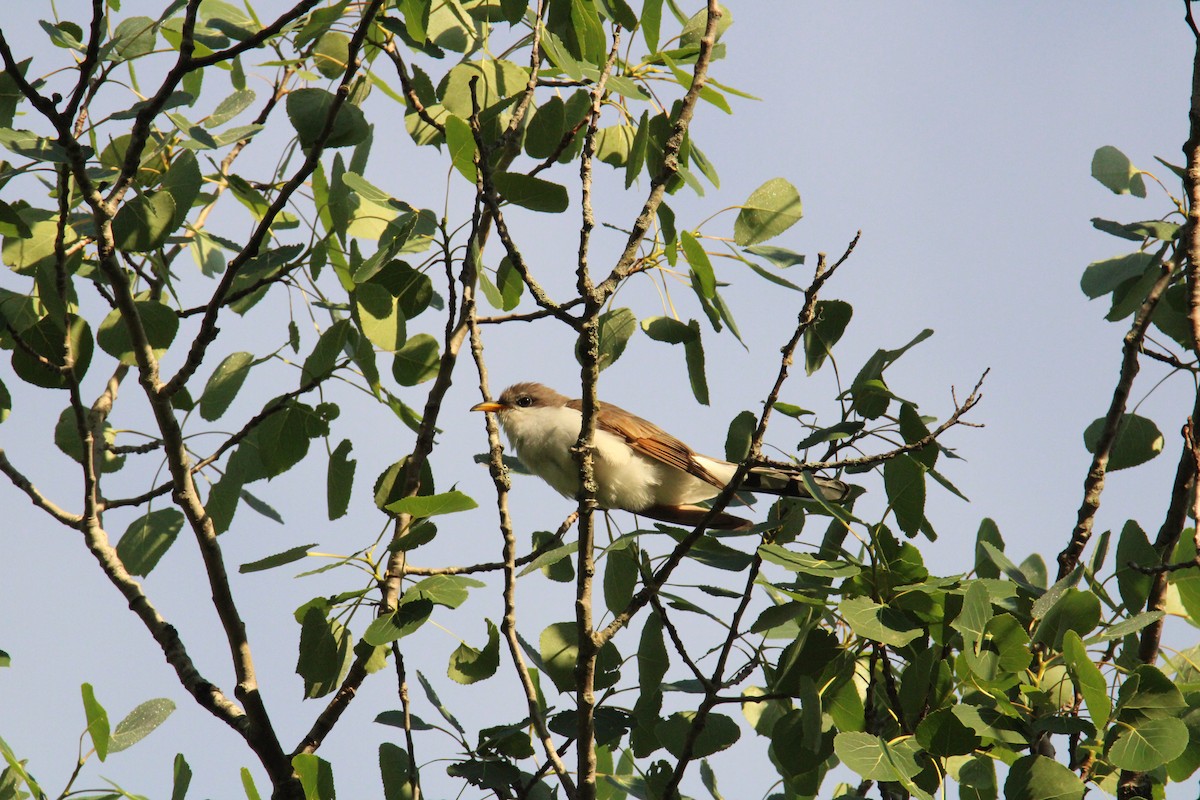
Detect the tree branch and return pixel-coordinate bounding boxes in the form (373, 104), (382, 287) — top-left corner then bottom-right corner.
(1058, 245), (1174, 580)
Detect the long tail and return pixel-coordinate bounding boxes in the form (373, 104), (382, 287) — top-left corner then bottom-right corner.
(739, 468), (851, 502)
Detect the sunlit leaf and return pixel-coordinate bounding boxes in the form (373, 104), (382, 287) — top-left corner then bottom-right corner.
(386, 490), (477, 518)
(1092, 145), (1147, 197)
(734, 178), (802, 246)
(110, 698), (176, 753)
(81, 683), (111, 761)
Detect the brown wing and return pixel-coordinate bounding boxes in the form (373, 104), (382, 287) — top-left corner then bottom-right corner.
(566, 398), (727, 489)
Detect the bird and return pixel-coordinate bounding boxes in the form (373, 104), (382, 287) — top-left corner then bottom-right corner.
(471, 382), (850, 530)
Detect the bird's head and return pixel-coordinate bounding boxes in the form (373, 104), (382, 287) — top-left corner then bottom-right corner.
(470, 382), (569, 422)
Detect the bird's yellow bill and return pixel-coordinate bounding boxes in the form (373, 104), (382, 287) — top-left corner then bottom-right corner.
(471, 401), (503, 413)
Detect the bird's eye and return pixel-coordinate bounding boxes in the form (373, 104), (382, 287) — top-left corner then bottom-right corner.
(515, 395), (533, 408)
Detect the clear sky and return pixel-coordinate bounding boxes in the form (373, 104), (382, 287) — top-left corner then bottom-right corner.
(0, 3), (1194, 799)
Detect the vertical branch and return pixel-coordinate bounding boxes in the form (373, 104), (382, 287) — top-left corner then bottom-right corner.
(473, 328), (578, 796)
(1119, 7), (1200, 798)
(571, 30), (622, 800)
(1057, 246), (1173, 580)
(592, 0), (724, 304)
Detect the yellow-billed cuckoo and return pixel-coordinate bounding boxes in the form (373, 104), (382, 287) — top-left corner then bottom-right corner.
(471, 382), (850, 530)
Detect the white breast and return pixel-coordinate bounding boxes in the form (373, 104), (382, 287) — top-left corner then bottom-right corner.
(499, 404), (725, 512)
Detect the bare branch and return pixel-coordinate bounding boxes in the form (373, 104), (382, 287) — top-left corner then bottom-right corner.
(0, 450), (83, 527)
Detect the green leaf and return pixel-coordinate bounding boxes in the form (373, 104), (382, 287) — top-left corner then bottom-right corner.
(626, 110), (649, 188)
(640, 317), (708, 404)
(313, 31), (350, 79)
(839, 596), (922, 647)
(252, 400), (324, 479)
(1107, 717), (1189, 771)
(363, 599), (435, 646)
(327, 439), (355, 521)
(54, 406), (125, 473)
(489, 257), (524, 311)
(2, 212), (80, 276)
(1062, 631), (1109, 728)
(680, 230), (716, 298)
(11, 314), (93, 389)
(206, 88), (257, 128)
(200, 351), (254, 421)
(848, 329), (933, 419)
(240, 766), (262, 800)
(884, 454), (925, 537)
(915, 707), (980, 757)
(112, 191), (177, 252)
(657, 712), (740, 758)
(240, 489), (283, 524)
(1091, 609), (1164, 642)
(0, 377), (9, 424)
(745, 244), (806, 268)
(292, 753), (335, 800)
(1032, 587), (1101, 649)
(641, 0), (662, 51)
(379, 742), (414, 800)
(239, 544), (316, 574)
(795, 420), (864, 449)
(734, 178), (803, 246)
(804, 299), (851, 375)
(392, 333), (440, 385)
(286, 87), (368, 149)
(1080, 252), (1154, 300)
(974, 518), (1005, 579)
(109, 698), (176, 753)
(96, 301), (179, 365)
(171, 753), (193, 800)
(355, 282), (407, 352)
(603, 543), (638, 613)
(965, 614), (1032, 682)
(109, 16), (157, 61)
(1003, 755), (1084, 800)
(448, 620), (500, 684)
(410, 575), (484, 608)
(518, 533), (575, 580)
(161, 150), (202, 231)
(0, 127), (70, 162)
(583, 307), (637, 371)
(661, 526), (753, 571)
(525, 96), (565, 158)
(539, 621), (622, 693)
(723, 409), (755, 463)
(81, 683), (111, 761)
(116, 509), (186, 577)
(444, 114), (477, 182)
(757, 544), (860, 578)
(385, 490), (477, 518)
(1091, 216), (1146, 241)
(833, 731), (920, 782)
(493, 171), (569, 213)
(1082, 413), (1163, 471)
(1092, 145), (1147, 197)
(1116, 664), (1187, 713)
(297, 607), (351, 699)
